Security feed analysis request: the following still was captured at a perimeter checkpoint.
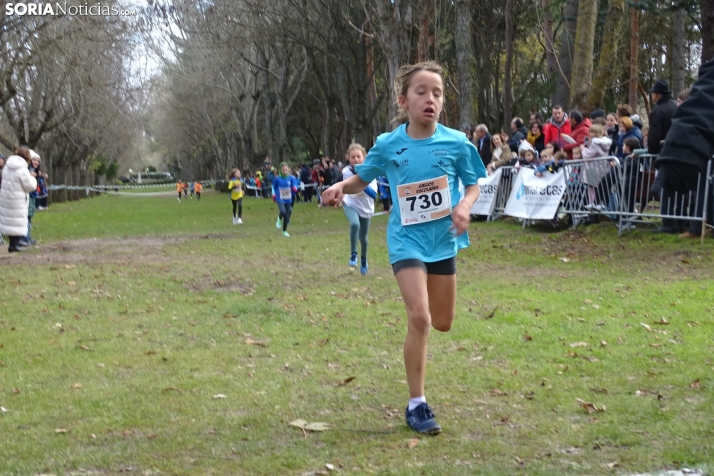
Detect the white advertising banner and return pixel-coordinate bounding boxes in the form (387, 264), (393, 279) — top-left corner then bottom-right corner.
(504, 168), (566, 219)
(470, 168), (502, 216)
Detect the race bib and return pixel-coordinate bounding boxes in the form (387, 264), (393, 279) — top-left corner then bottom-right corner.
(397, 175), (452, 226)
(279, 187), (292, 200)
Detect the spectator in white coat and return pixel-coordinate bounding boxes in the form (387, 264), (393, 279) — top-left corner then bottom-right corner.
(0, 146), (37, 252)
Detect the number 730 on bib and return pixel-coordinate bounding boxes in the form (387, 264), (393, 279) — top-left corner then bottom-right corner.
(397, 175), (452, 226)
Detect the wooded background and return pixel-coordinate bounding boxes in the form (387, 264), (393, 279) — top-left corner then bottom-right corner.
(0, 0), (711, 185)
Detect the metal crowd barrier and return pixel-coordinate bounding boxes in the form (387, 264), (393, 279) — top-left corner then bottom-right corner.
(486, 154), (713, 241)
(559, 156), (623, 228)
(489, 166), (516, 221)
(615, 155), (713, 240)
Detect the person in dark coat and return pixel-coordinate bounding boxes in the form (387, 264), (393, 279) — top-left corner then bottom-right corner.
(648, 79), (678, 155)
(300, 164), (313, 202)
(651, 59), (714, 238)
(473, 124), (492, 167)
(508, 117), (528, 152)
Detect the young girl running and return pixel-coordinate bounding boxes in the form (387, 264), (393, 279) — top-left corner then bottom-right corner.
(272, 162), (298, 237)
(227, 169), (244, 224)
(322, 61), (487, 435)
(341, 143), (377, 274)
(194, 181), (203, 201)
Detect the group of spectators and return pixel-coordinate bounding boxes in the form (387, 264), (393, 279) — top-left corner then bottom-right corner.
(461, 70), (714, 238)
(0, 147), (49, 252)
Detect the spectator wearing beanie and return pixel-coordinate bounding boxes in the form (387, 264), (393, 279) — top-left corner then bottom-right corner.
(647, 79), (678, 155)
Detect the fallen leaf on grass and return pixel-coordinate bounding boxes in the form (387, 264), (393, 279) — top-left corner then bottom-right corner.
(483, 306), (498, 319)
(640, 323), (652, 332)
(65, 264), (75, 269)
(245, 338), (266, 347)
(213, 394), (227, 399)
(70, 383), (82, 389)
(570, 342), (588, 348)
(650, 343), (665, 348)
(576, 398), (605, 413)
(76, 345), (93, 352)
(689, 379), (701, 389)
(336, 376), (356, 387)
(489, 389), (507, 397)
(590, 387), (609, 394)
(634, 390), (648, 397)
(407, 438), (419, 448)
(55, 428), (68, 433)
(162, 387), (184, 395)
(1, 406), (7, 413)
(604, 462), (619, 469)
(12, 388), (20, 394)
(523, 334), (533, 342)
(289, 419), (331, 432)
(653, 318), (669, 325)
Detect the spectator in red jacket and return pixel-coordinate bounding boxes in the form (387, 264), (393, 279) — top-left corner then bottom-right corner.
(562, 110), (592, 159)
(543, 105), (572, 149)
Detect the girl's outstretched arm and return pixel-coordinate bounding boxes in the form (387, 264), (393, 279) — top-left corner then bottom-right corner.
(322, 174), (369, 207)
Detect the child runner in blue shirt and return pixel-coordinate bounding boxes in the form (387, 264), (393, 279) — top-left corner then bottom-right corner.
(272, 162), (298, 237)
(322, 61), (487, 435)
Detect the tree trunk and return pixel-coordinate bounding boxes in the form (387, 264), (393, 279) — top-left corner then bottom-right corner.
(542, 0), (558, 85)
(587, 0), (626, 111)
(417, 0), (434, 62)
(672, 7), (686, 95)
(628, 2), (640, 110)
(455, 0), (476, 128)
(701, 0), (714, 64)
(365, 0), (418, 128)
(554, 0), (578, 109)
(570, 0), (600, 110)
(365, 34), (381, 139)
(503, 0), (515, 132)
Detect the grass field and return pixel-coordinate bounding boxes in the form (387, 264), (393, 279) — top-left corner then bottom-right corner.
(1, 190), (713, 475)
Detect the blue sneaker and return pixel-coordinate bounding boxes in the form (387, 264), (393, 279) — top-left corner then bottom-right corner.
(360, 257), (368, 275)
(348, 252), (358, 267)
(405, 403), (441, 435)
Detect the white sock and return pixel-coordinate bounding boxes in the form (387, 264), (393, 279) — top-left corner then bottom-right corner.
(408, 396), (426, 411)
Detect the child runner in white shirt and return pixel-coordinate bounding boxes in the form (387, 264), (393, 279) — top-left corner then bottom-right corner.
(322, 61), (487, 435)
(341, 143), (378, 274)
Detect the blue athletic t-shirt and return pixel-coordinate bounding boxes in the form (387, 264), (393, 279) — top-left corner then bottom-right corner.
(355, 123), (487, 264)
(272, 176), (296, 204)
